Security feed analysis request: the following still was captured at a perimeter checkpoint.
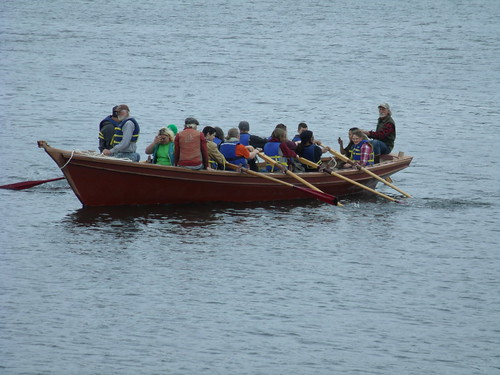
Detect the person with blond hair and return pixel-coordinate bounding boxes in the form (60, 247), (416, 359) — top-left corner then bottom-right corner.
(145, 127), (175, 166)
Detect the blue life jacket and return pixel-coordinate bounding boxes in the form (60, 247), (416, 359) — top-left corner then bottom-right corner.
(299, 144), (321, 171)
(220, 142), (247, 167)
(352, 140), (374, 166)
(99, 115), (120, 140)
(112, 118), (140, 146)
(292, 134), (301, 142)
(213, 137), (223, 148)
(239, 133), (250, 146)
(263, 141), (287, 172)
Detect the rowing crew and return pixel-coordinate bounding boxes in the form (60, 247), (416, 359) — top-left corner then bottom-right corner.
(98, 103), (396, 172)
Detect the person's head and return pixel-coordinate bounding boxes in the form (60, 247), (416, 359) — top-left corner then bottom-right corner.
(157, 127), (175, 144)
(274, 124), (288, 138)
(299, 130), (314, 145)
(202, 126), (216, 141)
(271, 127), (287, 142)
(184, 117), (199, 129)
(167, 124), (178, 135)
(350, 129), (368, 145)
(112, 105), (119, 118)
(214, 126), (224, 140)
(378, 103), (391, 117)
(297, 122), (308, 133)
(348, 127), (360, 140)
(115, 104), (130, 121)
(226, 127), (240, 140)
(238, 121), (250, 133)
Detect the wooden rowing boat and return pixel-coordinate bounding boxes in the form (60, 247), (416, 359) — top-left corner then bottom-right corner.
(38, 140), (412, 207)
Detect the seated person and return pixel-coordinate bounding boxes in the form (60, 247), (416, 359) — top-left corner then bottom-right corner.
(263, 127), (297, 172)
(292, 122), (308, 143)
(273, 123), (297, 151)
(295, 130), (325, 172)
(202, 126), (227, 170)
(213, 126), (225, 148)
(342, 129), (374, 168)
(220, 128), (259, 170)
(238, 121), (268, 149)
(145, 127), (175, 166)
(361, 103), (396, 161)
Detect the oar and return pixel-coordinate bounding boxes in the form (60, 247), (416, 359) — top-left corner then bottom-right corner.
(321, 144), (412, 198)
(225, 162), (341, 206)
(296, 156), (402, 203)
(257, 152), (327, 193)
(0, 176), (65, 190)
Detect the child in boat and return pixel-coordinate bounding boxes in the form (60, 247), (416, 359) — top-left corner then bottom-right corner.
(342, 129), (374, 168)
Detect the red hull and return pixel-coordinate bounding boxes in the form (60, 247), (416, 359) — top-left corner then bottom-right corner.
(38, 141), (412, 207)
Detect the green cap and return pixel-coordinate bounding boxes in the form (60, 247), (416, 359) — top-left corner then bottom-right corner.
(167, 124), (178, 135)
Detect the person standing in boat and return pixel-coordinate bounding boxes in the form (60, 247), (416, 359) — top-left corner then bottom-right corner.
(295, 130), (326, 172)
(361, 103), (396, 162)
(145, 127), (175, 166)
(98, 105), (120, 153)
(238, 121), (268, 149)
(220, 128), (260, 170)
(342, 129), (374, 168)
(102, 104), (141, 161)
(174, 117), (209, 170)
(202, 126), (227, 170)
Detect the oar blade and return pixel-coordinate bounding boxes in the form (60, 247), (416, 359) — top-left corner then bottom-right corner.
(294, 185), (339, 206)
(0, 177), (65, 190)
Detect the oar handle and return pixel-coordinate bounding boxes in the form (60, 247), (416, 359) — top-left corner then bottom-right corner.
(226, 162), (340, 206)
(296, 156), (397, 203)
(320, 144), (413, 198)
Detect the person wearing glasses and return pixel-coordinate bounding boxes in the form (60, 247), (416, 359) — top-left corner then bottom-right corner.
(361, 103), (396, 162)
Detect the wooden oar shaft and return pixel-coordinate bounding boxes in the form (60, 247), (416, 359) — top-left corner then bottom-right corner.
(225, 162), (342, 206)
(322, 145), (412, 198)
(257, 152), (323, 193)
(225, 162), (294, 187)
(296, 156), (397, 202)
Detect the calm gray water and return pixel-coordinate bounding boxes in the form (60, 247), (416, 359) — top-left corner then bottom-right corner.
(1, 1), (499, 374)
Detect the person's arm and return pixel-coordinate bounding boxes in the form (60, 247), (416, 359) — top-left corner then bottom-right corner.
(280, 143), (297, 158)
(314, 145), (323, 163)
(99, 123), (114, 152)
(145, 136), (161, 154)
(200, 133), (209, 169)
(249, 135), (268, 149)
(208, 142), (226, 165)
(368, 122), (394, 140)
(359, 143), (371, 166)
(236, 144), (251, 159)
(174, 135), (180, 166)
